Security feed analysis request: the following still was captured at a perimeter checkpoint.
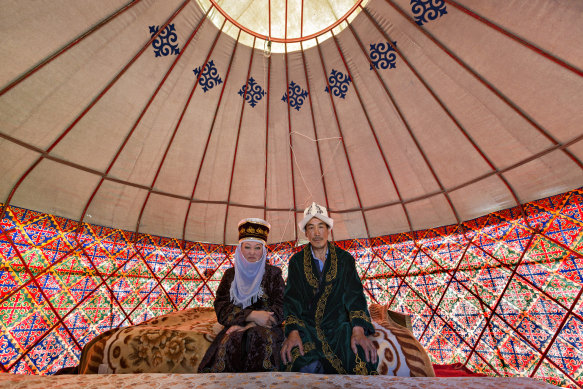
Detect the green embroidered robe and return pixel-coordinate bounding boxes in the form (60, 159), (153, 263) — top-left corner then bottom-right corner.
(282, 242), (378, 374)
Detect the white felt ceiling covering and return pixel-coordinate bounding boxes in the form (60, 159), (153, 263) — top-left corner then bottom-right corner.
(0, 0), (582, 245)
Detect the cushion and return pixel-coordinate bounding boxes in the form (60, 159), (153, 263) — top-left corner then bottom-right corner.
(368, 303), (435, 377)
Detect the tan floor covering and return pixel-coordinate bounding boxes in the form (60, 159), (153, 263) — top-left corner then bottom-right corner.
(0, 372), (560, 388)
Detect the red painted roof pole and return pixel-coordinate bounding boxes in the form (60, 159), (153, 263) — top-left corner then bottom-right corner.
(0, 0), (190, 224)
(181, 30), (244, 309)
(264, 58), (271, 223)
(444, 0), (583, 77)
(0, 0), (142, 97)
(330, 26), (417, 284)
(84, 7), (214, 240)
(359, 7), (461, 226)
(383, 0), (583, 172)
(343, 22), (414, 231)
(284, 0), (299, 243)
(222, 37), (257, 245)
(0, 2), (192, 368)
(315, 36), (380, 301)
(208, 0), (363, 43)
(132, 8), (225, 313)
(298, 42), (335, 243)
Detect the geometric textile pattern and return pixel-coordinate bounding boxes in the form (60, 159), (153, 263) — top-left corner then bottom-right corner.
(281, 81), (309, 111)
(0, 187), (581, 388)
(369, 42), (398, 70)
(411, 0), (448, 26)
(324, 69), (352, 99)
(238, 77), (266, 108)
(193, 60), (223, 93)
(149, 24), (180, 57)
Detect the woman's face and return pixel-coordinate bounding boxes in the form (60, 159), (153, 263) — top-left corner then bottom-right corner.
(241, 241), (264, 263)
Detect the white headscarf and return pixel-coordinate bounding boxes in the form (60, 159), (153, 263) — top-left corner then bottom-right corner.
(230, 240), (267, 308)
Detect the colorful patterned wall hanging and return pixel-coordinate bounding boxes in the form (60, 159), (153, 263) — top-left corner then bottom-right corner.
(1, 188), (582, 387)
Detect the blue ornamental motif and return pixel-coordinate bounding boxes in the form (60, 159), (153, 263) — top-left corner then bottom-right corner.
(149, 24), (180, 57)
(238, 77), (266, 108)
(369, 42), (398, 70)
(193, 60), (223, 92)
(281, 81), (308, 111)
(411, 0), (447, 26)
(324, 69), (352, 99)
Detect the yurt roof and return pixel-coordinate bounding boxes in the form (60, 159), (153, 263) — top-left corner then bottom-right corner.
(1, 0), (582, 245)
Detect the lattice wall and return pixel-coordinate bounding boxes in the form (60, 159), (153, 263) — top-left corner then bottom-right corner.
(1, 188), (582, 387)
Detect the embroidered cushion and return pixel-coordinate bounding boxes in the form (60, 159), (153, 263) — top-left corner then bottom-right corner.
(369, 303), (435, 377)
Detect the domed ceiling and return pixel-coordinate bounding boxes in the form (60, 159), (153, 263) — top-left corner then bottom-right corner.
(1, 0), (582, 245)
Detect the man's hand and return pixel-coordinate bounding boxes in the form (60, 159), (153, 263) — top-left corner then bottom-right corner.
(350, 326), (378, 364)
(225, 322), (256, 335)
(280, 330), (304, 365)
(247, 311), (276, 327)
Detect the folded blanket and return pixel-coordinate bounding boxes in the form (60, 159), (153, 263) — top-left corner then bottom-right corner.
(78, 308), (218, 374)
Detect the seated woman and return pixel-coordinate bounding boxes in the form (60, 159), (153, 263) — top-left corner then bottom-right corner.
(198, 218), (285, 372)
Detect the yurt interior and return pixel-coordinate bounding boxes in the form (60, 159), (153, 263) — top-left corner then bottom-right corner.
(1, 0), (582, 387)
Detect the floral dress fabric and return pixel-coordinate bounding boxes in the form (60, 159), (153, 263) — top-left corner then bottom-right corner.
(198, 264), (285, 372)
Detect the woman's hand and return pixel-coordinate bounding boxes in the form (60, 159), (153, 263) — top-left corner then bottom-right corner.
(225, 322), (256, 335)
(247, 311), (276, 327)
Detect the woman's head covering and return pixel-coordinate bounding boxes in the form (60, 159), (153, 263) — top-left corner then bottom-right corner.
(237, 218), (270, 244)
(230, 218), (270, 308)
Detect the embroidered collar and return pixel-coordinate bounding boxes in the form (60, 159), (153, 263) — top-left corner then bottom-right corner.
(303, 242), (338, 289)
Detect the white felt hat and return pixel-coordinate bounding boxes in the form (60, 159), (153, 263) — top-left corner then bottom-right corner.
(298, 202), (333, 232)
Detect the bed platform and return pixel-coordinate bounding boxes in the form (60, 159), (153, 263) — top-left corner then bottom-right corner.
(0, 305), (559, 388)
(0, 371), (558, 388)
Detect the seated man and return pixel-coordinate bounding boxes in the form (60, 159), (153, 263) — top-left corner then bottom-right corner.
(280, 203), (378, 374)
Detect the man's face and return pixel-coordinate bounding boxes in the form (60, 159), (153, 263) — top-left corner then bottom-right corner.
(305, 218), (329, 250)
